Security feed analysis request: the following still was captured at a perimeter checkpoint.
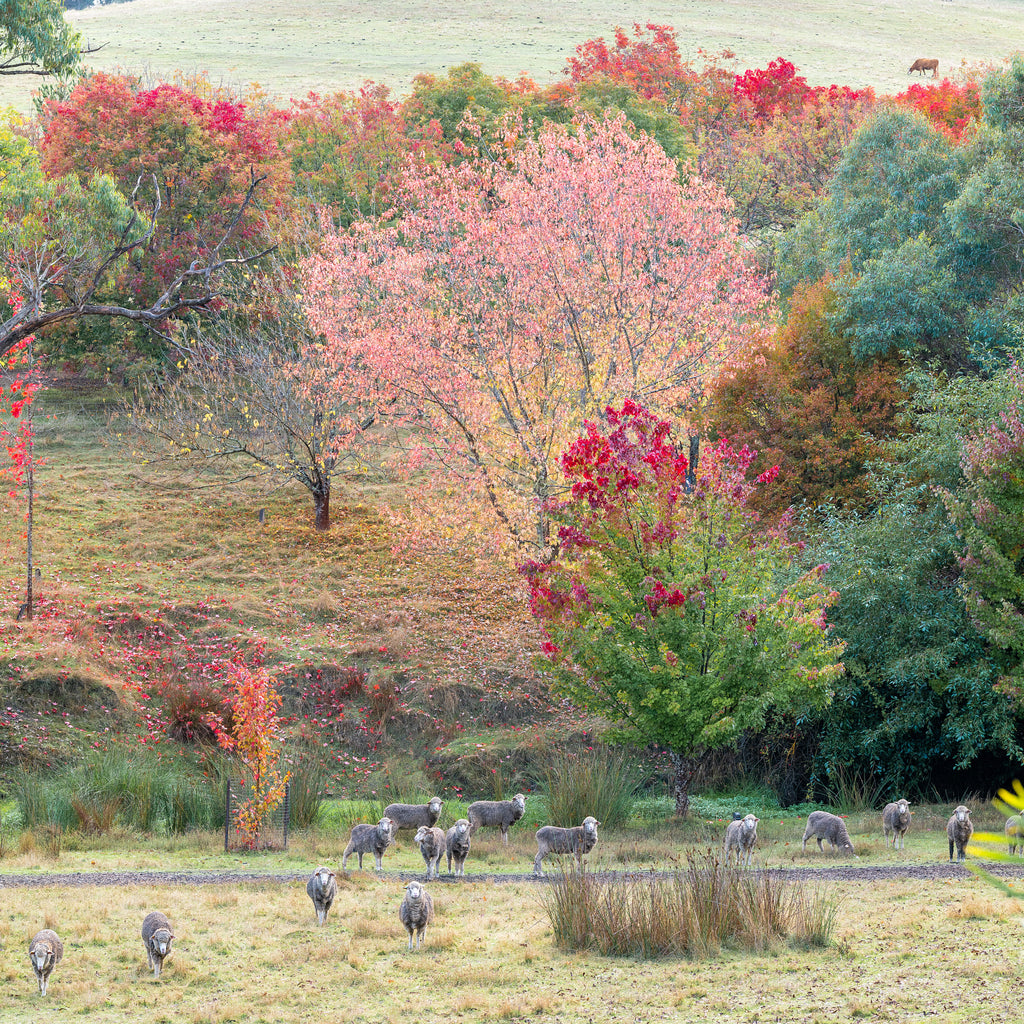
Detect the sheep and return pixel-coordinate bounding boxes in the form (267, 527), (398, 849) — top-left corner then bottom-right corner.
(723, 813), (759, 866)
(342, 816), (395, 871)
(306, 866), (337, 926)
(141, 911), (174, 978)
(947, 805), (973, 863)
(801, 810), (856, 856)
(467, 793), (527, 844)
(882, 798), (912, 850)
(398, 881), (433, 951)
(28, 929), (63, 996)
(382, 796), (443, 833)
(534, 815), (600, 875)
(413, 825), (446, 879)
(1005, 812), (1024, 855)
(445, 818), (472, 876)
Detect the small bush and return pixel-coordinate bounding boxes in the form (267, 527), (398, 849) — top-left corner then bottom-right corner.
(541, 851), (840, 959)
(543, 746), (643, 829)
(164, 676), (234, 744)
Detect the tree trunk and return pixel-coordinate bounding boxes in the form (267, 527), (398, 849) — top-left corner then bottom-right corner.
(313, 484), (330, 532)
(670, 751), (703, 817)
(686, 431), (700, 494)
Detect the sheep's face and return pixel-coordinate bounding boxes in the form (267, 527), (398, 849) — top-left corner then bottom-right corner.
(414, 826), (429, 845)
(512, 794), (526, 813)
(896, 800), (910, 816)
(428, 797), (443, 815)
(742, 814), (759, 833)
(582, 816), (599, 835)
(30, 943), (54, 972)
(315, 868), (334, 889)
(453, 820), (470, 838)
(955, 806), (971, 822)
(406, 882), (424, 901)
(151, 929), (173, 956)
(377, 817), (395, 840)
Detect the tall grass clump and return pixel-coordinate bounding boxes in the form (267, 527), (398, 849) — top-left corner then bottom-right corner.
(287, 753), (328, 829)
(823, 764), (884, 814)
(543, 746), (643, 829)
(541, 851), (840, 959)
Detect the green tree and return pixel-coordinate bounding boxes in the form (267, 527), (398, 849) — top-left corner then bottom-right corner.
(521, 403), (845, 815)
(0, 0), (81, 83)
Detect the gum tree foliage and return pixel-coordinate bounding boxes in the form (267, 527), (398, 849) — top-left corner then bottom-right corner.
(521, 403), (845, 816)
(305, 115), (773, 557)
(808, 369), (1023, 795)
(0, 0), (81, 84)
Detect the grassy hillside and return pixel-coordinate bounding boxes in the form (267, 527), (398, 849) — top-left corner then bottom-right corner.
(1, 0), (1022, 113)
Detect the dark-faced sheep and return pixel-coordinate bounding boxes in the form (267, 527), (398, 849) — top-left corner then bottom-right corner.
(1006, 812), (1024, 855)
(947, 805), (973, 862)
(383, 796), (443, 832)
(141, 911), (174, 978)
(414, 825), (446, 879)
(723, 813), (759, 866)
(882, 799), (912, 850)
(28, 929), (62, 996)
(801, 810), (856, 856)
(399, 881), (433, 951)
(445, 818), (472, 876)
(467, 793), (526, 844)
(306, 866), (337, 926)
(534, 815), (600, 875)
(342, 816), (395, 871)
(908, 58), (939, 77)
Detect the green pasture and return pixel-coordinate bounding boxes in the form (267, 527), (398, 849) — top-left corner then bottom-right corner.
(3, 0), (1024, 114)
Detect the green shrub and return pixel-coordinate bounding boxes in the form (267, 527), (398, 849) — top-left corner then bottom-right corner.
(542, 746), (643, 829)
(287, 754), (328, 829)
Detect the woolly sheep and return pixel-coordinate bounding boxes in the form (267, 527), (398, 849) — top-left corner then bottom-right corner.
(306, 866), (337, 926)
(28, 929), (63, 996)
(534, 815), (600, 875)
(414, 825), (446, 879)
(723, 813), (759, 866)
(141, 911), (174, 978)
(398, 881), (433, 951)
(445, 818), (472, 876)
(947, 805), (973, 863)
(801, 810), (856, 856)
(882, 798), (912, 850)
(343, 816), (395, 871)
(1006, 812), (1024, 855)
(383, 796), (443, 832)
(467, 793), (527, 844)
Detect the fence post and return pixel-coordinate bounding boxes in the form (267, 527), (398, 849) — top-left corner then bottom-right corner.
(283, 783), (290, 849)
(224, 780), (231, 853)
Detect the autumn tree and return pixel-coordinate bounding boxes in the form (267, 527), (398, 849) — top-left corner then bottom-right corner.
(521, 403), (845, 815)
(121, 252), (380, 532)
(305, 115), (773, 557)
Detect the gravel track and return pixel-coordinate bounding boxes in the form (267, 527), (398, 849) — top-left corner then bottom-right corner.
(3, 862), (1024, 888)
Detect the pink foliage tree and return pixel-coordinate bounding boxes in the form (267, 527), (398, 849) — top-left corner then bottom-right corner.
(304, 115), (774, 557)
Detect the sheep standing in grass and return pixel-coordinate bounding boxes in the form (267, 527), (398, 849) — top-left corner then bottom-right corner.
(947, 805), (973, 862)
(467, 793), (526, 844)
(1006, 813), (1024, 855)
(723, 813), (759, 866)
(398, 881), (433, 951)
(141, 911), (174, 978)
(445, 818), (472, 876)
(342, 816), (395, 871)
(383, 796), (443, 833)
(534, 816), (600, 875)
(801, 811), (856, 855)
(28, 929), (62, 996)
(306, 866), (337, 926)
(414, 825), (446, 879)
(882, 799), (912, 850)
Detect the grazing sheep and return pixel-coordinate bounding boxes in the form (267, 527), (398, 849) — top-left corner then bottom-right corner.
(342, 816), (395, 871)
(383, 796), (443, 833)
(723, 813), (759, 866)
(413, 825), (446, 879)
(445, 818), (472, 876)
(28, 929), (62, 996)
(534, 815), (600, 875)
(398, 881), (433, 951)
(1006, 813), (1024, 855)
(882, 799), (912, 850)
(947, 805), (973, 863)
(306, 866), (337, 926)
(467, 793), (527, 844)
(141, 911), (174, 978)
(801, 811), (856, 856)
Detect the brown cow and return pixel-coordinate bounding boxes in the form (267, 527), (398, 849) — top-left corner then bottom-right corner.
(908, 58), (939, 78)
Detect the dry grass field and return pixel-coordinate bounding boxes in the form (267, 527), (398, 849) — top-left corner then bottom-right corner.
(2, 0), (1023, 113)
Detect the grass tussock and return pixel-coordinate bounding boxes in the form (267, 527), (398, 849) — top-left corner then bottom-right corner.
(541, 852), (841, 959)
(542, 745), (644, 829)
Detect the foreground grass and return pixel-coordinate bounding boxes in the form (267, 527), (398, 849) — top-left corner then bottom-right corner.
(0, 868), (1021, 1023)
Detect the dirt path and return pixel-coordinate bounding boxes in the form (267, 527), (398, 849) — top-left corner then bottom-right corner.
(2, 862), (1023, 888)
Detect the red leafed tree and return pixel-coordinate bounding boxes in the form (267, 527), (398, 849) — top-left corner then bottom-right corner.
(704, 279), (905, 518)
(304, 114), (774, 557)
(40, 72), (292, 305)
(892, 78), (982, 143)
